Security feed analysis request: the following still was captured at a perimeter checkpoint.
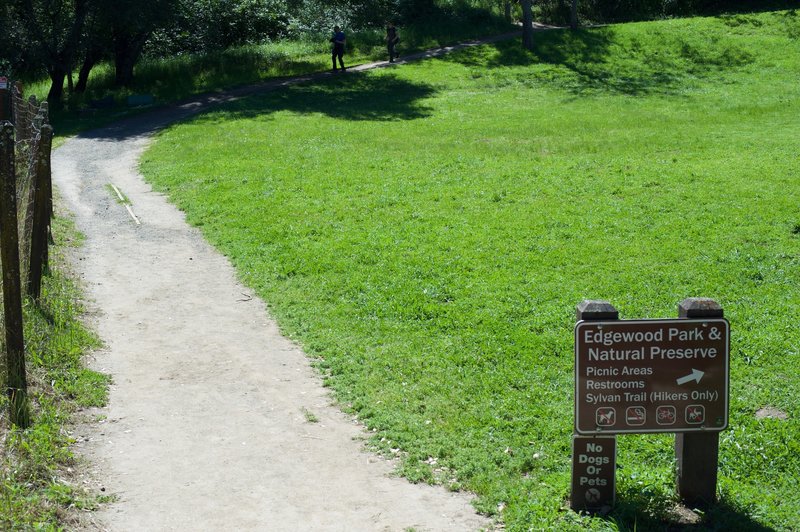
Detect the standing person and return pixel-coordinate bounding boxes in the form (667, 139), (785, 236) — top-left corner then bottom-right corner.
(386, 22), (399, 63)
(330, 26), (346, 72)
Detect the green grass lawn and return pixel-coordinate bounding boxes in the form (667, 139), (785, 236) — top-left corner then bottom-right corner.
(140, 11), (800, 530)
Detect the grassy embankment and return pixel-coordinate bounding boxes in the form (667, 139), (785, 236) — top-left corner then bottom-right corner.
(140, 10), (800, 530)
(26, 14), (514, 140)
(0, 215), (109, 528)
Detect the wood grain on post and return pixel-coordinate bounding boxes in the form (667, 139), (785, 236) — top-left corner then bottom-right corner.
(0, 122), (29, 427)
(27, 124), (53, 299)
(675, 297), (723, 506)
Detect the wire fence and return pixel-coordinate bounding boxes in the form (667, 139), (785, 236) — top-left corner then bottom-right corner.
(0, 80), (54, 427)
(11, 82), (54, 299)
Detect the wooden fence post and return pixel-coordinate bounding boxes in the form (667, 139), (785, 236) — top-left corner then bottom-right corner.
(38, 103), (53, 249)
(12, 82), (26, 143)
(0, 79), (9, 121)
(0, 121), (29, 428)
(27, 124), (53, 299)
(675, 297), (724, 506)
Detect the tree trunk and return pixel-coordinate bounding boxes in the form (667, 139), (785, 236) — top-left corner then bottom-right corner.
(114, 32), (148, 87)
(504, 1), (511, 22)
(571, 0), (579, 30)
(76, 46), (102, 92)
(114, 45), (135, 87)
(521, 0), (534, 51)
(46, 67), (67, 104)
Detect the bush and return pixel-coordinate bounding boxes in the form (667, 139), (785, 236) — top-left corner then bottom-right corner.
(146, 0), (293, 56)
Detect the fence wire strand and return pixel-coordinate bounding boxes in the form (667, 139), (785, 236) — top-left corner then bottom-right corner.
(10, 84), (49, 285)
(1, 83), (53, 391)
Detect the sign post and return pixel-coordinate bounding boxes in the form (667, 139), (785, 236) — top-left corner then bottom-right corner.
(675, 298), (725, 505)
(571, 299), (729, 512)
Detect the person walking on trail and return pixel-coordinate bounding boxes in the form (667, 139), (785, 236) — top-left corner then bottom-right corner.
(386, 22), (400, 62)
(331, 26), (346, 72)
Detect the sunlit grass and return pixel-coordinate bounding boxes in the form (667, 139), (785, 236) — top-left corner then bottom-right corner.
(142, 11), (800, 531)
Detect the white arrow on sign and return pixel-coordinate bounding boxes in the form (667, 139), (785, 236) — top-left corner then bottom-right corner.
(676, 368), (704, 385)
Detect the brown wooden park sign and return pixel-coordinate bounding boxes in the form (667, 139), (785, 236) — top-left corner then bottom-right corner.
(575, 318), (729, 434)
(570, 298), (730, 513)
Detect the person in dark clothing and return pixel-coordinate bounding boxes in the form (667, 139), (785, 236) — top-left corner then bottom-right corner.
(386, 22), (399, 62)
(331, 26), (346, 72)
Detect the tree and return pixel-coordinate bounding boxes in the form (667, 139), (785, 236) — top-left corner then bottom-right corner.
(11, 0), (94, 103)
(521, 0), (534, 50)
(0, 4), (22, 77)
(74, 12), (106, 93)
(73, 0), (180, 90)
(571, 0), (578, 29)
(504, 0), (512, 22)
(106, 0), (178, 87)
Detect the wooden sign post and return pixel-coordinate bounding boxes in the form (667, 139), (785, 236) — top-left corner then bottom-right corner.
(675, 298), (725, 505)
(571, 299), (729, 511)
(571, 300), (619, 512)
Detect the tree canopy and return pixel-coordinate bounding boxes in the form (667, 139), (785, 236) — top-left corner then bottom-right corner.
(1, 0), (795, 103)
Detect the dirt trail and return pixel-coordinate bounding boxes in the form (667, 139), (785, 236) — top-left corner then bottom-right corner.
(53, 36), (544, 531)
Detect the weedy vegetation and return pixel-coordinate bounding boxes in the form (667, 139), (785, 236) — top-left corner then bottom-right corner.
(0, 216), (109, 529)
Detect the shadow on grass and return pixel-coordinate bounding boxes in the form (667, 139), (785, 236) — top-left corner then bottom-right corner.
(442, 25), (755, 97)
(51, 56), (331, 140)
(78, 71), (435, 142)
(531, 29), (684, 97)
(215, 72), (437, 122)
(608, 492), (777, 531)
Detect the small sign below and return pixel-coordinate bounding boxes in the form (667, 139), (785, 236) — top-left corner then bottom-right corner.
(0, 77), (8, 89)
(570, 435), (616, 512)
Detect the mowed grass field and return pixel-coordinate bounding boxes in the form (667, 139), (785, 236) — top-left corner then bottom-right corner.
(140, 11), (800, 530)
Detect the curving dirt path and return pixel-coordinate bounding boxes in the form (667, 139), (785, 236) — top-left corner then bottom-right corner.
(53, 31), (552, 530)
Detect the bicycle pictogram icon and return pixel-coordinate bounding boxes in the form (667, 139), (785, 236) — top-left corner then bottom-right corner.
(656, 405), (676, 425)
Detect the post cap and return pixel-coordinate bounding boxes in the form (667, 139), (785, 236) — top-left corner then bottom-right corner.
(576, 300), (619, 321)
(678, 298), (723, 318)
